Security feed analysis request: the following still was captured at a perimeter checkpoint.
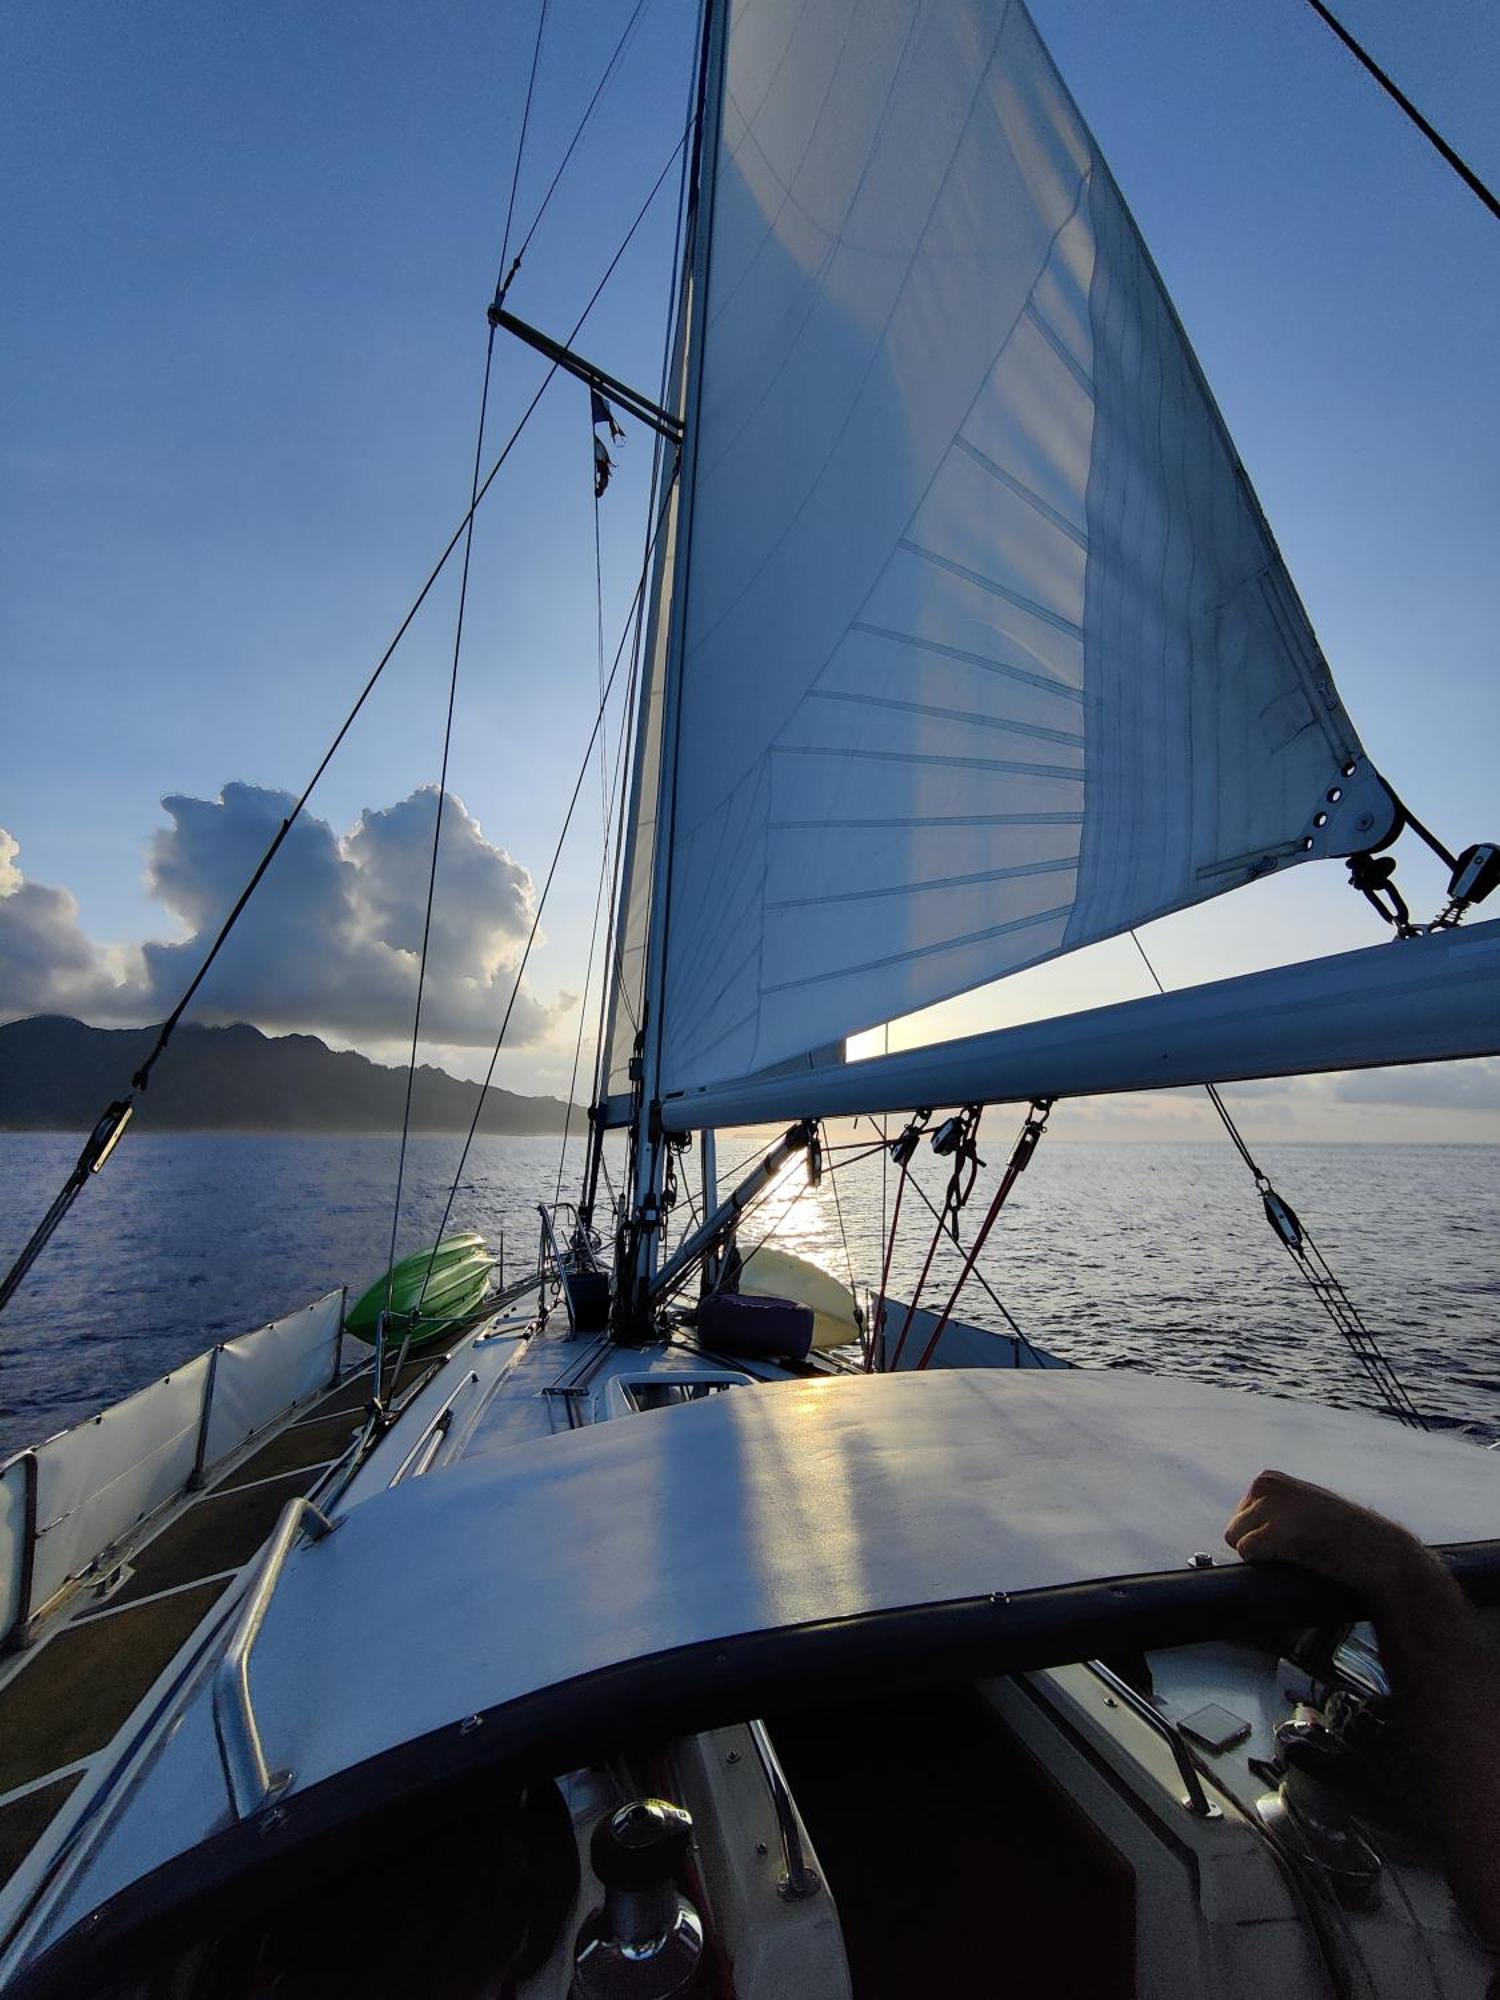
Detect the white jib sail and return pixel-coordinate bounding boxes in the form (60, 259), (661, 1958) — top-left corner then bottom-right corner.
(620, 0), (1393, 1104)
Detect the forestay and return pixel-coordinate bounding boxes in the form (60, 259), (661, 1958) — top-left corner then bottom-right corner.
(628, 0), (1390, 1100)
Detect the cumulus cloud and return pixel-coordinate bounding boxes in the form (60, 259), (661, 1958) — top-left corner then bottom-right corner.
(0, 785), (571, 1048)
(0, 829), (138, 1017)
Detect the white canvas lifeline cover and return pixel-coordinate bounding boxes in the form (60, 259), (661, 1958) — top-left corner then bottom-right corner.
(627, 0), (1387, 1099)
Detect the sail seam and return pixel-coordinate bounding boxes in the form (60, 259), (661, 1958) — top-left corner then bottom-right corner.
(664, 775), (765, 1002)
(951, 434), (1089, 550)
(770, 811), (1086, 831)
(766, 855), (1076, 912)
(895, 539), (1085, 640)
(848, 621), (1084, 700)
(1021, 297), (1094, 398)
(801, 687), (1085, 749)
(760, 903), (1073, 997)
(773, 744), (1082, 780)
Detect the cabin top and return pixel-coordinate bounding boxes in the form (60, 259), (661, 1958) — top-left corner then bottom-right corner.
(6, 1363), (1497, 1987)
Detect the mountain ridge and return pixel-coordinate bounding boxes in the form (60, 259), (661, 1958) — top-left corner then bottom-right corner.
(0, 1016), (576, 1135)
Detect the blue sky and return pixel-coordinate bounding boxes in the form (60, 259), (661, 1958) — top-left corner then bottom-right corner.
(2, 0), (1497, 1139)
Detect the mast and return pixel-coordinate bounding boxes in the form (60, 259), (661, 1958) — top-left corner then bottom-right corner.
(620, 0), (729, 1317)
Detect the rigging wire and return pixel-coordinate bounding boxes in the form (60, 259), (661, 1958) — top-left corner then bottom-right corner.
(554, 456), (633, 1210)
(722, 1137), (891, 1289)
(825, 1130), (860, 1308)
(381, 340), (504, 1384)
(420, 470), (682, 1278)
(384, 0), (698, 1310)
(495, 0), (552, 296)
(379, 0), (557, 1376)
(1127, 930), (1427, 1429)
(1303, 0), (1500, 225)
(0, 125), (695, 1326)
(494, 0), (653, 307)
(581, 38), (701, 1192)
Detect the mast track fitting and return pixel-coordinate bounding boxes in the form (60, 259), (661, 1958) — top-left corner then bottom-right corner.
(490, 307), (684, 445)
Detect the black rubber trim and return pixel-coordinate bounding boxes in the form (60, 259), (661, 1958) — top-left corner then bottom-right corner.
(13, 1541), (1500, 1998)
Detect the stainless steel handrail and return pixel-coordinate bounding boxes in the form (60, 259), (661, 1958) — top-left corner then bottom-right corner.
(746, 1719), (819, 1899)
(389, 1370), (480, 1485)
(1087, 1661), (1222, 1819)
(213, 1496), (335, 1819)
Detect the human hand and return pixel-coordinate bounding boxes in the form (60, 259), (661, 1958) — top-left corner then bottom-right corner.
(1224, 1468), (1431, 1607)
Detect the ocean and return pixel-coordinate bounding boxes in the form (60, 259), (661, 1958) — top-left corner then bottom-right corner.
(1, 1131), (1496, 1457)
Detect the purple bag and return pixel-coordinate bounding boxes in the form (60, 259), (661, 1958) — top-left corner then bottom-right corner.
(696, 1290), (814, 1361)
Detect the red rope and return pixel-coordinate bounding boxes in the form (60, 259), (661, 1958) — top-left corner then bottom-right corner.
(886, 1108), (979, 1372)
(913, 1101), (1052, 1371)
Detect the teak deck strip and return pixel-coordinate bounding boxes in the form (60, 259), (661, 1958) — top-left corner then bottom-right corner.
(0, 1774), (85, 1893)
(0, 1580), (230, 1797)
(0, 1318), (491, 1900)
(97, 1464), (331, 1609)
(211, 1409), (362, 1490)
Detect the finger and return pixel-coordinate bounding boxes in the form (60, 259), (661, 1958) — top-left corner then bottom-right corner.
(1224, 1495), (1268, 1549)
(1229, 1522), (1277, 1564)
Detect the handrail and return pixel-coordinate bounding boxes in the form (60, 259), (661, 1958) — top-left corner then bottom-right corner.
(389, 1370), (481, 1485)
(213, 1496), (335, 1819)
(746, 1718), (819, 1899)
(1087, 1661), (1222, 1819)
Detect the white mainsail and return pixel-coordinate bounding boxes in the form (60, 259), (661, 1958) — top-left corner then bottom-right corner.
(606, 0), (1395, 1110)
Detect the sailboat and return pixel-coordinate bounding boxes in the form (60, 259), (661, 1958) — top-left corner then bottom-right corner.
(1, 0), (1498, 1992)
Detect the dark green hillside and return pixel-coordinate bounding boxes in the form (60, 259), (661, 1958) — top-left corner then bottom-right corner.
(0, 1017), (573, 1135)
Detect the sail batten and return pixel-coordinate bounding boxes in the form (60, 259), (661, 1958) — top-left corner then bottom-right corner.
(610, 0), (1395, 1108)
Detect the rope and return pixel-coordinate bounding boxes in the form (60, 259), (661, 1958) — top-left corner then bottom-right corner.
(912, 1101), (1051, 1371)
(878, 1024), (890, 1364)
(1128, 931), (1427, 1428)
(887, 1107), (984, 1372)
(899, 1165), (1041, 1359)
(1303, 0), (1500, 225)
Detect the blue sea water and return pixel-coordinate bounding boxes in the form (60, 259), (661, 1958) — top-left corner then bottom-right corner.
(1, 1131), (1496, 1457)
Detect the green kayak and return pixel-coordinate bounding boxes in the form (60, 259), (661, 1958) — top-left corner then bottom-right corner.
(344, 1233), (496, 1350)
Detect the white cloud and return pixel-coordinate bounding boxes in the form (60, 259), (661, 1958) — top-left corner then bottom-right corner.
(0, 785), (571, 1049)
(0, 830), (21, 896)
